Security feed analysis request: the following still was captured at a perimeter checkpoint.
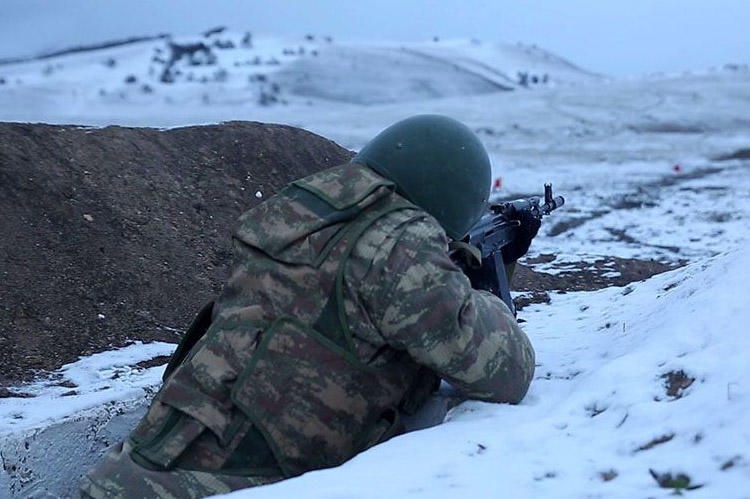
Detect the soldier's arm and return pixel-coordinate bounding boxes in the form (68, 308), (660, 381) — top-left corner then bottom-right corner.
(366, 218), (535, 404)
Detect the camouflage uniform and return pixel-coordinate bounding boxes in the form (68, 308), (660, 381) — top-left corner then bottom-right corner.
(80, 163), (534, 498)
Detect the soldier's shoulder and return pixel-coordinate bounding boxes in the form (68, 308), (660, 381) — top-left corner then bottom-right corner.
(374, 198), (446, 242)
(396, 198), (448, 242)
(353, 202), (448, 274)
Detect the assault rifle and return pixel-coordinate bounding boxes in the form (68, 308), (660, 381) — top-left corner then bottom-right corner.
(454, 183), (564, 315)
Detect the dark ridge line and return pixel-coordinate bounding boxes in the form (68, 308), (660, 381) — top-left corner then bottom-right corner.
(0, 34), (171, 66)
(446, 54), (518, 87)
(520, 44), (606, 79)
(399, 47), (515, 92)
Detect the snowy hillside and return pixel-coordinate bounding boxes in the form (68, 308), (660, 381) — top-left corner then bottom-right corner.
(0, 29), (598, 124)
(1, 26), (750, 499)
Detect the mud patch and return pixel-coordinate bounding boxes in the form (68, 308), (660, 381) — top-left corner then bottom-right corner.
(599, 469), (618, 482)
(713, 148), (750, 161)
(514, 291), (551, 311)
(548, 215), (598, 237)
(651, 167), (723, 189)
(628, 122), (706, 134)
(0, 388), (35, 399)
(608, 195), (658, 210)
(662, 370), (695, 399)
(636, 433), (675, 452)
(648, 469), (702, 491)
(513, 256), (682, 294)
(133, 355), (172, 370)
(604, 227), (682, 254)
(720, 455), (743, 471)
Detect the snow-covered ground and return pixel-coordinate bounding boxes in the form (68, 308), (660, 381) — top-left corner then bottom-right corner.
(223, 248), (750, 499)
(0, 32), (596, 123)
(1, 31), (749, 498)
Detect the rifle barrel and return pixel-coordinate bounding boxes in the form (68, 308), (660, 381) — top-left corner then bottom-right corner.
(541, 195), (565, 215)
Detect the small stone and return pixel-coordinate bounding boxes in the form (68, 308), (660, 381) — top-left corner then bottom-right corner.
(255, 191), (263, 198)
(600, 469), (618, 481)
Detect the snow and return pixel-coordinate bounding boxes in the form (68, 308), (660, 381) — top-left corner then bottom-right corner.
(0, 342), (174, 433)
(0, 32), (598, 126)
(1, 28), (750, 498)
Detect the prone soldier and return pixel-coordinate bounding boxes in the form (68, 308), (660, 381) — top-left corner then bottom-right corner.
(80, 115), (538, 498)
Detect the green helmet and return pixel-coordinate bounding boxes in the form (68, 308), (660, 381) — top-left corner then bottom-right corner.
(353, 114), (491, 240)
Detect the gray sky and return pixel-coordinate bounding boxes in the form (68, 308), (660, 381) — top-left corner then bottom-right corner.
(1, 0), (748, 76)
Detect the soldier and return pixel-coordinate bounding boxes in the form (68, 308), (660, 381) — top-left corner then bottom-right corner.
(79, 115), (537, 498)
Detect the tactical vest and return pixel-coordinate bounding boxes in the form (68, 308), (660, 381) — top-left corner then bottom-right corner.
(127, 164), (438, 480)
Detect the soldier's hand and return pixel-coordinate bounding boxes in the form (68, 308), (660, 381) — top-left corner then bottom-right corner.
(501, 208), (541, 264)
(449, 242), (494, 291)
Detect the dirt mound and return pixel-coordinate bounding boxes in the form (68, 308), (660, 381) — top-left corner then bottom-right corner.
(0, 121), (353, 386)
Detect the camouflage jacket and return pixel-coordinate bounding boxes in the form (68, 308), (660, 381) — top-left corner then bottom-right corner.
(80, 163), (534, 499)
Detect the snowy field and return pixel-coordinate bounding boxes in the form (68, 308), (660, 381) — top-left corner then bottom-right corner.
(1, 31), (749, 497)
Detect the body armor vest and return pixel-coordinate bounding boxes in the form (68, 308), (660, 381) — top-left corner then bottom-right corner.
(127, 164), (437, 479)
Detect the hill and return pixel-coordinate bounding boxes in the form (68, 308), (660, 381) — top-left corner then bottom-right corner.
(0, 31), (599, 125)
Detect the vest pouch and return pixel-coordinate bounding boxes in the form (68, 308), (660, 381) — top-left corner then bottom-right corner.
(130, 407), (207, 470)
(154, 317), (268, 449)
(156, 370), (243, 449)
(132, 316), (266, 473)
(231, 317), (412, 477)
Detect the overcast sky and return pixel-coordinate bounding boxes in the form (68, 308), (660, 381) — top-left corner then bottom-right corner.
(1, 0), (748, 76)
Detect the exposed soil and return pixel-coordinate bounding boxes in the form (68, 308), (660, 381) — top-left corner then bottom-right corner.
(713, 148), (750, 161)
(514, 255), (681, 293)
(511, 254), (683, 310)
(636, 433), (675, 452)
(661, 370), (695, 399)
(627, 122), (706, 134)
(0, 121), (353, 386)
